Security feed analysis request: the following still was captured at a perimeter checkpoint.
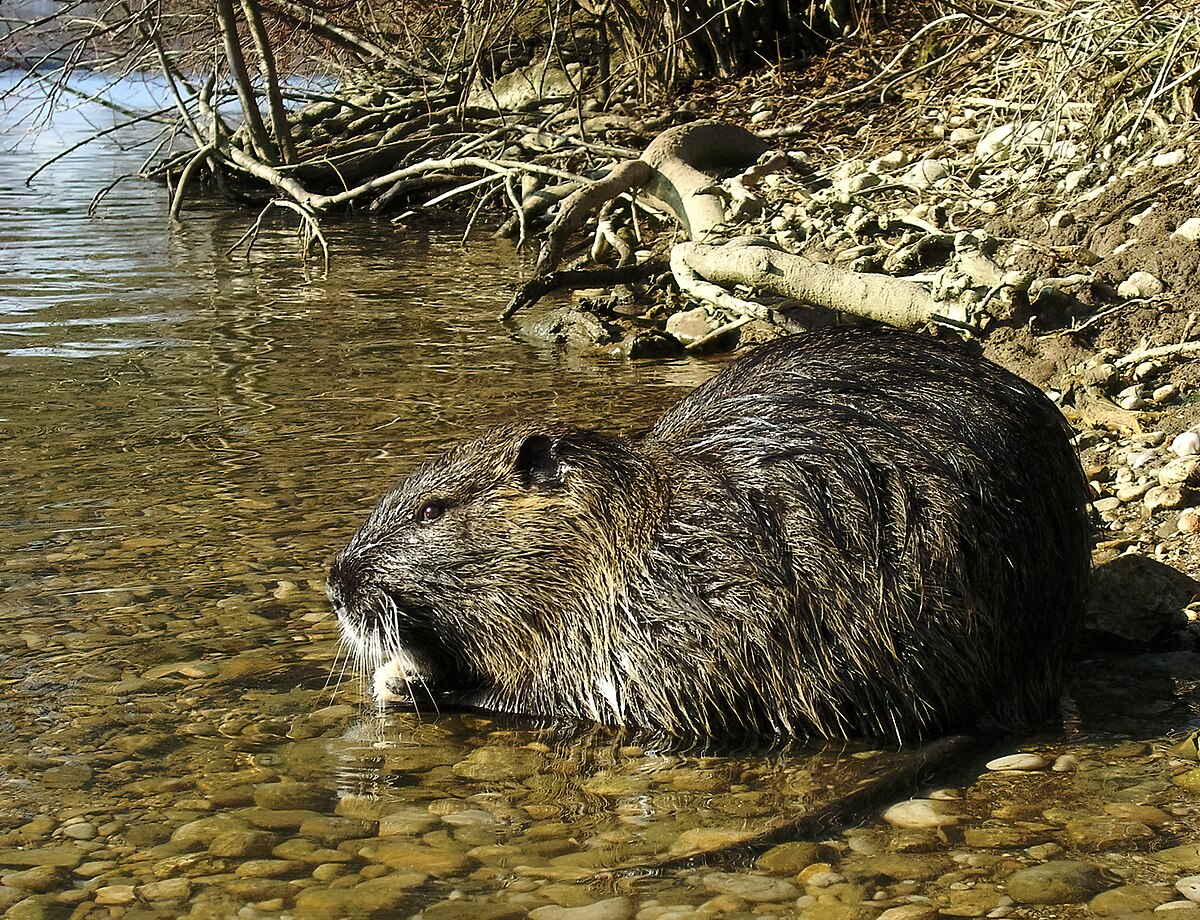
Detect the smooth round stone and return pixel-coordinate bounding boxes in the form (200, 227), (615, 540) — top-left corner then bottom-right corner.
(985, 753), (1048, 772)
(882, 799), (959, 829)
(1172, 769), (1200, 792)
(226, 878), (292, 902)
(1064, 816), (1155, 850)
(207, 829), (277, 858)
(171, 815), (250, 849)
(18, 817), (55, 840)
(94, 884), (136, 906)
(6, 898), (49, 920)
(1178, 877), (1200, 903)
(0, 866), (69, 894)
(756, 841), (827, 875)
(701, 872), (801, 903)
(942, 886), (1003, 916)
(668, 827), (764, 858)
(424, 899), (528, 920)
(295, 872), (429, 919)
(1090, 884), (1176, 915)
(843, 853), (951, 883)
(377, 808), (442, 837)
(440, 809), (498, 828)
(528, 896), (634, 920)
(452, 747), (545, 781)
(234, 858), (308, 878)
(253, 782), (333, 812)
(59, 823), (96, 841)
(138, 878), (192, 901)
(357, 840), (477, 877)
(1005, 861), (1105, 904)
(42, 760), (95, 787)
(963, 826), (1048, 849)
(1171, 432), (1200, 457)
(1148, 844), (1200, 871)
(1052, 755), (1079, 773)
(243, 808), (323, 830)
(877, 906), (937, 920)
(298, 815), (376, 844)
(1105, 803), (1169, 826)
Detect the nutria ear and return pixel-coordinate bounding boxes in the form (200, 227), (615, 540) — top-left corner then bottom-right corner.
(515, 433), (568, 491)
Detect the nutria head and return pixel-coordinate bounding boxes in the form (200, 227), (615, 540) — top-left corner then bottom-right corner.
(327, 424), (663, 717)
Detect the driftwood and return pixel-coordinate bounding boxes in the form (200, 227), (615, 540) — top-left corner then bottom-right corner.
(510, 118), (956, 333)
(672, 241), (944, 330)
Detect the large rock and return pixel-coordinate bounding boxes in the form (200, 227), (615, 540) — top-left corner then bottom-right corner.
(1084, 555), (1198, 647)
(468, 61), (579, 112)
(1005, 860), (1106, 904)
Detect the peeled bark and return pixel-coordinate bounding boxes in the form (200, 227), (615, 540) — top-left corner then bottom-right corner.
(532, 120), (769, 279)
(672, 241), (944, 329)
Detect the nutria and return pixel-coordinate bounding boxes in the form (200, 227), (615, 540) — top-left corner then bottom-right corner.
(328, 325), (1091, 741)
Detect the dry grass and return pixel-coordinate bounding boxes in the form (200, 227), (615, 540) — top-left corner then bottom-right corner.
(902, 0), (1200, 159)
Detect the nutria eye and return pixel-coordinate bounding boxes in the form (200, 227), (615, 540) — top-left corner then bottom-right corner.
(415, 499), (450, 524)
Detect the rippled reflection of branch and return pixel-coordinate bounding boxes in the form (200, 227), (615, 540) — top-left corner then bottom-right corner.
(226, 198), (330, 276)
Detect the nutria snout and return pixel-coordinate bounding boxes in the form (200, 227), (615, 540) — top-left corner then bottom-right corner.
(328, 325), (1091, 741)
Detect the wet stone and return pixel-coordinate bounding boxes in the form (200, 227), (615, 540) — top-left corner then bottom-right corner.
(1005, 860), (1106, 904)
(877, 906), (937, 920)
(171, 815), (251, 849)
(529, 896), (634, 920)
(207, 829), (277, 858)
(985, 754), (1048, 771)
(234, 858), (308, 878)
(41, 764), (93, 788)
(1172, 769), (1200, 792)
(297, 815), (376, 845)
(253, 782), (334, 812)
(1178, 876), (1200, 902)
(242, 808), (324, 830)
(6, 897), (50, 920)
(1104, 803), (1169, 825)
(358, 840), (478, 877)
(757, 841), (828, 875)
(0, 847), (85, 869)
(701, 871), (801, 902)
(843, 853), (952, 883)
(59, 822), (95, 841)
(271, 839), (352, 864)
(94, 884), (137, 905)
(125, 821), (173, 846)
(962, 825), (1050, 849)
(882, 799), (958, 828)
(452, 747), (549, 782)
(940, 886), (1003, 917)
(668, 826), (765, 858)
(425, 898), (529, 920)
(1063, 815), (1155, 850)
(225, 877), (293, 902)
(138, 877), (193, 901)
(1089, 884), (1176, 915)
(0, 865), (70, 894)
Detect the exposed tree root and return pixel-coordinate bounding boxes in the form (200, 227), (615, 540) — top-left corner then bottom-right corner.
(672, 241), (951, 330)
(502, 263), (664, 320)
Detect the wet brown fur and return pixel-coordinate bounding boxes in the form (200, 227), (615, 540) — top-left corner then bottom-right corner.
(328, 326), (1091, 741)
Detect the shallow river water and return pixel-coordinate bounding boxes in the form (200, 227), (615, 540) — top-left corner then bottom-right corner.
(3, 75), (1200, 920)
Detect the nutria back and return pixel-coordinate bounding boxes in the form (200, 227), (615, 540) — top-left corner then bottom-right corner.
(328, 325), (1091, 741)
